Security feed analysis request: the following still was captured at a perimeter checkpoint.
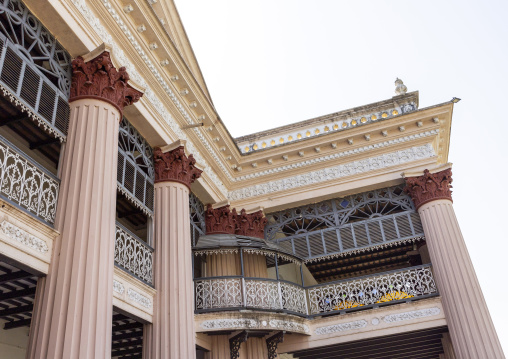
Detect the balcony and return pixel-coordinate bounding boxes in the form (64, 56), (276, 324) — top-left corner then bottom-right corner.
(114, 223), (154, 286)
(194, 264), (437, 318)
(0, 135), (59, 225)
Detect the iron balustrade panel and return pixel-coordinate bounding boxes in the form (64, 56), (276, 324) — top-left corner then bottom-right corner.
(0, 32), (70, 141)
(0, 135), (59, 224)
(244, 279), (280, 310)
(280, 281), (307, 315)
(307, 265), (437, 315)
(194, 265), (437, 317)
(195, 277), (243, 310)
(189, 193), (205, 246)
(117, 118), (154, 216)
(115, 223), (154, 286)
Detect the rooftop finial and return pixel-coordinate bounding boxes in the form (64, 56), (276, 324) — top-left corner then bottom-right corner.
(395, 78), (407, 96)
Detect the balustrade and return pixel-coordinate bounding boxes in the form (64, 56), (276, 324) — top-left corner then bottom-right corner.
(194, 265), (437, 317)
(0, 135), (59, 224)
(114, 223), (154, 286)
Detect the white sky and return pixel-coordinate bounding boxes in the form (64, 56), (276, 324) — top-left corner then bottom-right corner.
(175, 0), (508, 352)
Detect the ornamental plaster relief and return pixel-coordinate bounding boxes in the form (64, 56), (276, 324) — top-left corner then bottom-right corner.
(113, 268), (155, 322)
(382, 307), (441, 323)
(228, 144), (436, 201)
(314, 320), (367, 335)
(200, 318), (310, 334)
(0, 220), (49, 254)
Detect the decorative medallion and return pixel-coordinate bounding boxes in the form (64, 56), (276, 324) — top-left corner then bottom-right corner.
(113, 280), (125, 295)
(70, 51), (143, 115)
(404, 168), (453, 209)
(153, 146), (202, 188)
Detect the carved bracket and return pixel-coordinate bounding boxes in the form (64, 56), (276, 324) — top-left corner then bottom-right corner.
(154, 146), (202, 189)
(404, 168), (453, 209)
(205, 206), (267, 238)
(266, 331), (285, 359)
(230, 331), (248, 359)
(70, 51), (143, 115)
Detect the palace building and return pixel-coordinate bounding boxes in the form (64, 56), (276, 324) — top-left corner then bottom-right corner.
(0, 0), (504, 358)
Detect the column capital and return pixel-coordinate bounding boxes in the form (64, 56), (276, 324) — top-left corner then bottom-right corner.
(205, 205), (267, 238)
(403, 167), (453, 209)
(154, 145), (203, 188)
(70, 45), (143, 115)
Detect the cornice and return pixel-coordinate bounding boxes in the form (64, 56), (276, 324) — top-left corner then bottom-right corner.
(71, 0), (229, 195)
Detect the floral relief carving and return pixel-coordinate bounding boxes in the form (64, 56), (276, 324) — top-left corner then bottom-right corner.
(113, 280), (125, 295)
(315, 320), (367, 335)
(382, 307), (441, 323)
(127, 288), (152, 309)
(205, 206), (267, 238)
(404, 168), (453, 209)
(0, 220), (48, 253)
(153, 146), (202, 188)
(70, 51), (143, 115)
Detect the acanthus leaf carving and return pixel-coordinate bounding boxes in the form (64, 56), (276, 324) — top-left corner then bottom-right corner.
(70, 51), (143, 115)
(205, 206), (267, 238)
(404, 168), (453, 209)
(153, 146), (203, 188)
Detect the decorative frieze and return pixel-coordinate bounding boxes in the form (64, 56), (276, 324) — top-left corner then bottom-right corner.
(0, 220), (49, 253)
(382, 307), (440, 323)
(315, 320), (367, 335)
(200, 318), (309, 334)
(229, 144), (436, 201)
(153, 146), (202, 188)
(70, 51), (143, 115)
(404, 168), (453, 209)
(127, 288), (152, 309)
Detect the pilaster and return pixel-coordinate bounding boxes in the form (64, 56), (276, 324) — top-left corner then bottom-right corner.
(27, 46), (142, 359)
(404, 166), (505, 359)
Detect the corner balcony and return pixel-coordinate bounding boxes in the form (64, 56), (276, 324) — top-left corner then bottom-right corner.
(194, 264), (437, 318)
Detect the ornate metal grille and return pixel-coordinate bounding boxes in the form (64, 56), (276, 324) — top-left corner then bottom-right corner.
(265, 185), (424, 260)
(0, 0), (71, 140)
(307, 265), (437, 315)
(190, 192), (205, 246)
(0, 135), (59, 224)
(115, 223), (154, 286)
(194, 265), (437, 318)
(117, 117), (154, 216)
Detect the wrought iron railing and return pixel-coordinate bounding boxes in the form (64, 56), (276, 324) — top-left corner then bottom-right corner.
(0, 135), (59, 224)
(114, 223), (154, 286)
(194, 265), (437, 317)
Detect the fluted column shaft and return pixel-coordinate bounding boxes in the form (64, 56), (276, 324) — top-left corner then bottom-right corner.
(419, 200), (504, 358)
(405, 167), (504, 359)
(149, 144), (202, 359)
(151, 181), (196, 358)
(28, 98), (120, 359)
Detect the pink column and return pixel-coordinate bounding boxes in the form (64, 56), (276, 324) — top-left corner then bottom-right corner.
(27, 48), (142, 359)
(404, 167), (505, 359)
(149, 143), (202, 359)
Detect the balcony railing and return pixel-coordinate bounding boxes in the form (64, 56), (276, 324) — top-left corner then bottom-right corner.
(114, 223), (154, 286)
(0, 135), (59, 225)
(194, 265), (437, 317)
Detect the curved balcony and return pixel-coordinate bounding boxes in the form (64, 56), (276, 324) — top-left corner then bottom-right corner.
(194, 264), (438, 318)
